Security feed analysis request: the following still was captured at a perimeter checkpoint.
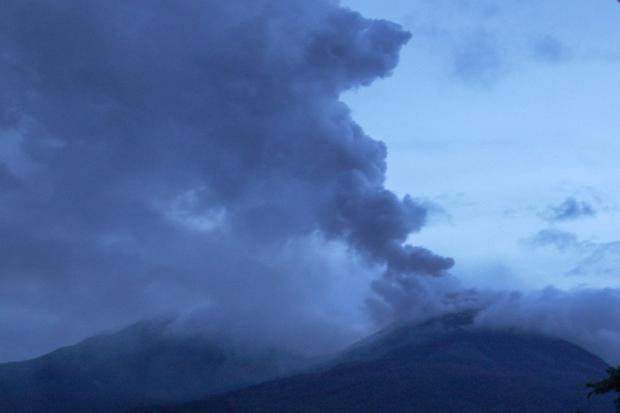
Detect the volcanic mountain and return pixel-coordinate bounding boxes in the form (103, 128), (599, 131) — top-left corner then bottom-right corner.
(0, 312), (612, 413)
(0, 318), (306, 413)
(128, 312), (612, 413)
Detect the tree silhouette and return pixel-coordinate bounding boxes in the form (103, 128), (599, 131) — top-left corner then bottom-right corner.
(586, 366), (620, 412)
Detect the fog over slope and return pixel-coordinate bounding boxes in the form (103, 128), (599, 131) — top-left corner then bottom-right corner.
(0, 0), (619, 364)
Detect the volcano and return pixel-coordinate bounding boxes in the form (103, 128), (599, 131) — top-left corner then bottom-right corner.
(0, 312), (612, 413)
(0, 319), (305, 413)
(128, 312), (612, 413)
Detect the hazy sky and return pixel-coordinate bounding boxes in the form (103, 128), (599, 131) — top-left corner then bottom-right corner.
(1, 0), (620, 364)
(342, 0), (620, 291)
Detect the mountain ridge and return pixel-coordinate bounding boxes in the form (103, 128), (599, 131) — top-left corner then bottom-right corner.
(0, 312), (612, 413)
(0, 318), (307, 413)
(128, 312), (612, 413)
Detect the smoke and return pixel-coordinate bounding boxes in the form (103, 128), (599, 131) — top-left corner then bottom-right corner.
(0, 0), (454, 360)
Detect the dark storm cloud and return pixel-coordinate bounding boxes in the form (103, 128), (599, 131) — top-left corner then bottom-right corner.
(0, 0), (452, 360)
(544, 197), (597, 222)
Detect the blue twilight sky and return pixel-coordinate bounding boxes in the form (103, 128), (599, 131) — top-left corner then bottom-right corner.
(341, 0), (620, 291)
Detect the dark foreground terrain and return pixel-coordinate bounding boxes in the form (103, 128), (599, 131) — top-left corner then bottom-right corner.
(0, 313), (611, 413)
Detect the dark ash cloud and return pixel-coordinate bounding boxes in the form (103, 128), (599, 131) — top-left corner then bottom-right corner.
(544, 197), (597, 222)
(0, 0), (453, 361)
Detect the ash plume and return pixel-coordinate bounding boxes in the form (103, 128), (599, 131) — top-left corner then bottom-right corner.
(0, 0), (452, 360)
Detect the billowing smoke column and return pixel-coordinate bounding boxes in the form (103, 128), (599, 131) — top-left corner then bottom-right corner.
(0, 0), (452, 359)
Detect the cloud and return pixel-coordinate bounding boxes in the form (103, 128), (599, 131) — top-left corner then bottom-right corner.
(530, 34), (572, 64)
(525, 228), (620, 280)
(544, 197), (597, 222)
(400, 1), (579, 88)
(569, 241), (620, 279)
(403, 4), (510, 87)
(450, 31), (507, 86)
(526, 228), (580, 251)
(0, 0), (453, 360)
(476, 287), (620, 364)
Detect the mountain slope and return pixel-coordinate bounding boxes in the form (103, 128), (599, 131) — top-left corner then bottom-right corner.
(0, 319), (305, 413)
(131, 313), (611, 413)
